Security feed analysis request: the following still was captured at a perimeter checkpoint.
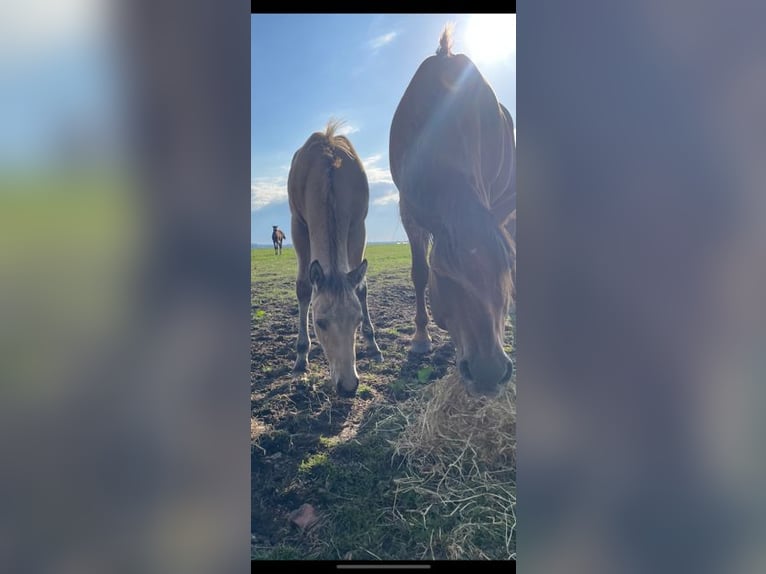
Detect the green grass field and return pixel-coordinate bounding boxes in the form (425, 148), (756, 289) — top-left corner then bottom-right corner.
(251, 243), (516, 560)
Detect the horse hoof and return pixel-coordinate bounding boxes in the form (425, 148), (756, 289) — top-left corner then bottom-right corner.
(410, 340), (431, 354)
(292, 361), (307, 374)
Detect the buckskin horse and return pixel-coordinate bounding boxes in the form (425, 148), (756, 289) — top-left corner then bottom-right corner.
(288, 120), (383, 397)
(271, 226), (286, 255)
(389, 25), (516, 398)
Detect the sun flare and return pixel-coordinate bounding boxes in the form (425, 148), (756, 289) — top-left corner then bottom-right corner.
(464, 14), (516, 66)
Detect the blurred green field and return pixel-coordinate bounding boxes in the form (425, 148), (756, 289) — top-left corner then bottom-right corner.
(0, 173), (139, 399)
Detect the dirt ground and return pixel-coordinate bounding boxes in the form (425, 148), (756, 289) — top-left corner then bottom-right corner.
(251, 245), (514, 560)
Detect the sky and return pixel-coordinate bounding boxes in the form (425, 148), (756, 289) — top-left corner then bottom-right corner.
(251, 14), (516, 245)
(0, 0), (119, 170)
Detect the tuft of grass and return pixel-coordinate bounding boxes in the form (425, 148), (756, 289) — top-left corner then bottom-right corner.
(299, 452), (330, 473)
(417, 366), (434, 383)
(318, 435), (341, 448)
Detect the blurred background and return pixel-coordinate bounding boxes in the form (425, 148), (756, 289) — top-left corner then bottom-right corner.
(519, 2), (766, 573)
(0, 1), (250, 572)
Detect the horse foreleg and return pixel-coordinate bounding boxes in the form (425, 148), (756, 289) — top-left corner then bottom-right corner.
(294, 277), (311, 373)
(357, 280), (383, 362)
(292, 218), (312, 373)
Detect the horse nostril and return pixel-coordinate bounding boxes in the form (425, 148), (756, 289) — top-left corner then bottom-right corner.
(501, 359), (514, 384)
(459, 360), (472, 381)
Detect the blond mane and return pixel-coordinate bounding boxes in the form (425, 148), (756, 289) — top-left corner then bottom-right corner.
(437, 23), (455, 56)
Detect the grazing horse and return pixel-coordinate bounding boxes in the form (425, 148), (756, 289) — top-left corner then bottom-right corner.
(389, 26), (516, 398)
(271, 225), (286, 255)
(288, 121), (383, 397)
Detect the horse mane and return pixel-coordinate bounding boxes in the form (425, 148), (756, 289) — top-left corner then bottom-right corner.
(434, 194), (513, 275)
(401, 161), (513, 308)
(322, 119), (355, 162)
(436, 23), (454, 56)
(300, 119), (362, 285)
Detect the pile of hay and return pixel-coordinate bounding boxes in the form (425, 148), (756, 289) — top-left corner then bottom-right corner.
(392, 371), (516, 560)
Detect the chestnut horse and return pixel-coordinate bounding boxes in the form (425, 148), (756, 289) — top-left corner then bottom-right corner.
(389, 26), (516, 397)
(271, 226), (286, 255)
(288, 121), (383, 396)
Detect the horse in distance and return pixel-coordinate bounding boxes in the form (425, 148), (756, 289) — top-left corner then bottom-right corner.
(389, 25), (516, 398)
(272, 225), (286, 255)
(288, 121), (383, 397)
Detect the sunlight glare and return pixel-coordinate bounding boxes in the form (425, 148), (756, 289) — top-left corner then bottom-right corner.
(464, 14), (515, 66)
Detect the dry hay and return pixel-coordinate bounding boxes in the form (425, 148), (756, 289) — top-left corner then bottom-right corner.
(392, 371), (516, 560)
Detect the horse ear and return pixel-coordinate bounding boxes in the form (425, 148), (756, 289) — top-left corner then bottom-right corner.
(347, 259), (368, 288)
(309, 260), (325, 288)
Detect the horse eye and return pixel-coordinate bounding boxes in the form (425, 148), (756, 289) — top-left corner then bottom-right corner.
(316, 319), (329, 331)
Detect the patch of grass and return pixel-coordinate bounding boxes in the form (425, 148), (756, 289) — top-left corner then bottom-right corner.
(417, 366), (434, 383)
(318, 435), (341, 448)
(254, 309), (266, 320)
(298, 452), (329, 473)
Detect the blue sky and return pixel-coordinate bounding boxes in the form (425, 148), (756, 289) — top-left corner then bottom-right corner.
(1, 1), (118, 170)
(251, 14), (516, 245)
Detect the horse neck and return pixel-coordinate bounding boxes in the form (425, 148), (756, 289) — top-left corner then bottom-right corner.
(308, 227), (350, 275)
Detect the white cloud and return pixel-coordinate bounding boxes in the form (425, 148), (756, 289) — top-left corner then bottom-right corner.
(365, 154), (397, 206)
(363, 154), (393, 185)
(251, 176), (288, 211)
(336, 123), (359, 136)
(252, 154), (396, 211)
(372, 191), (399, 206)
(3, 0), (107, 62)
(368, 31), (397, 51)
